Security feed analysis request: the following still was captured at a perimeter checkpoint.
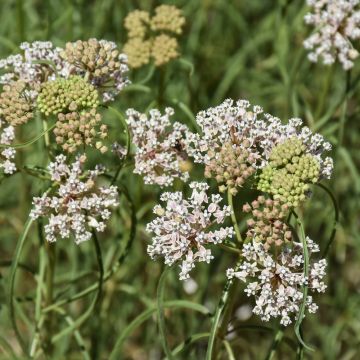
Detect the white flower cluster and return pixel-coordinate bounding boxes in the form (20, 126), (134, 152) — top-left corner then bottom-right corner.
(227, 238), (327, 326)
(146, 182), (234, 280)
(126, 107), (190, 187)
(0, 118), (16, 174)
(30, 155), (119, 244)
(0, 41), (70, 86)
(304, 0), (360, 70)
(0, 40), (129, 101)
(186, 99), (333, 179)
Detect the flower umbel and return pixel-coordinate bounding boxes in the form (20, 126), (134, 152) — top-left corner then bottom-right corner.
(123, 5), (185, 68)
(227, 238), (327, 326)
(30, 155), (119, 244)
(147, 182), (234, 280)
(60, 39), (130, 102)
(126, 107), (190, 187)
(304, 0), (360, 70)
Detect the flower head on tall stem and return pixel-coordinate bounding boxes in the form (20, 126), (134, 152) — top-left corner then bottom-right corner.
(147, 182), (234, 280)
(186, 99), (333, 204)
(30, 154), (119, 244)
(227, 237), (327, 326)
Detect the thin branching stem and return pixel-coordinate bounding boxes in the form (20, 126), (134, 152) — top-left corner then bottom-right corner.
(314, 183), (339, 257)
(8, 217), (34, 354)
(227, 190), (243, 244)
(293, 211), (315, 353)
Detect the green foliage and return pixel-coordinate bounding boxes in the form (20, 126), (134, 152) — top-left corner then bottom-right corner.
(0, 0), (359, 359)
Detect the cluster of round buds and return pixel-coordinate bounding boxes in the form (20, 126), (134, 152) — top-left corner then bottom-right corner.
(30, 154), (119, 244)
(54, 109), (107, 153)
(151, 34), (179, 66)
(37, 76), (99, 116)
(124, 10), (150, 38)
(204, 141), (257, 195)
(0, 118), (16, 175)
(227, 238), (327, 326)
(123, 5), (185, 68)
(303, 0), (360, 70)
(257, 137), (320, 207)
(150, 5), (185, 34)
(147, 182), (234, 280)
(60, 39), (129, 102)
(243, 196), (292, 249)
(0, 81), (36, 125)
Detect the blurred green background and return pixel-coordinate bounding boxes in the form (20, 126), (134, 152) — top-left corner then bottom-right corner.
(0, 0), (360, 359)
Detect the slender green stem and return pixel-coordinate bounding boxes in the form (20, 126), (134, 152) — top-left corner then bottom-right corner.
(109, 300), (210, 360)
(314, 183), (339, 257)
(8, 217), (34, 354)
(30, 245), (46, 357)
(293, 212), (314, 352)
(213, 280), (239, 357)
(43, 242), (56, 355)
(50, 231), (104, 344)
(168, 332), (210, 358)
(227, 190), (242, 244)
(0, 123), (56, 149)
(206, 260), (241, 360)
(91, 230), (104, 304)
(265, 327), (284, 360)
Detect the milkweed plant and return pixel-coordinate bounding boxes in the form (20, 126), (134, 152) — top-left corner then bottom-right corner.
(2, 1), (354, 359)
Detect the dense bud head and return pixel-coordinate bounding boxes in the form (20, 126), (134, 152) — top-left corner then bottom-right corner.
(61, 39), (129, 102)
(123, 5), (184, 69)
(257, 137), (320, 207)
(54, 108), (107, 153)
(123, 38), (151, 69)
(0, 81), (35, 125)
(205, 141), (256, 195)
(243, 196), (291, 248)
(150, 5), (185, 34)
(37, 76), (99, 116)
(124, 10), (150, 39)
(151, 34), (179, 66)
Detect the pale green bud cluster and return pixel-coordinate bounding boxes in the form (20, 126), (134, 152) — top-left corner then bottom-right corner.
(257, 137), (320, 207)
(204, 141), (256, 195)
(37, 76), (99, 116)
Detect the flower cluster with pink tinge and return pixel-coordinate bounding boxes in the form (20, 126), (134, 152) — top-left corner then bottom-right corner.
(304, 0), (360, 70)
(146, 182), (234, 280)
(126, 107), (190, 187)
(0, 118), (16, 175)
(30, 155), (118, 244)
(142, 98), (332, 326)
(227, 238), (327, 326)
